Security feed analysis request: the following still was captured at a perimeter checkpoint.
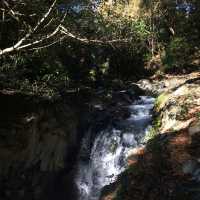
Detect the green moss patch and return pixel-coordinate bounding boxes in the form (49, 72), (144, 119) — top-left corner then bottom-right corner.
(154, 92), (170, 112)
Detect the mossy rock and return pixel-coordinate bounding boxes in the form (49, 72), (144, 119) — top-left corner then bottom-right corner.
(154, 92), (170, 112)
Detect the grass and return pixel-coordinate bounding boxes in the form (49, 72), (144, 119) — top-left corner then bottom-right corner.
(143, 117), (161, 142)
(143, 98), (162, 142)
(143, 127), (157, 143)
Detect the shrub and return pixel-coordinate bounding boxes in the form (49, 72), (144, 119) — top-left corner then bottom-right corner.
(162, 37), (191, 72)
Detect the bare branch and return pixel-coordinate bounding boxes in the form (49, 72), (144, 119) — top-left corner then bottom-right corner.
(0, 25), (61, 55)
(32, 0), (57, 33)
(13, 0), (57, 49)
(60, 26), (130, 45)
(2, 0), (19, 21)
(0, 0), (129, 57)
(17, 26), (61, 50)
(28, 36), (67, 51)
(0, 0), (58, 56)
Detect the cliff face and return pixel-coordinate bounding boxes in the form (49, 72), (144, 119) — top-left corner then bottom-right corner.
(0, 91), (79, 200)
(100, 72), (200, 200)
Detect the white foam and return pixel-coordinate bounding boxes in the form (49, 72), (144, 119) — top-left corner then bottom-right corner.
(75, 96), (155, 200)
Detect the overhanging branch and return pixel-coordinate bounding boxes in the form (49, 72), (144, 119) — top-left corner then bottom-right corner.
(0, 0), (58, 56)
(0, 0), (131, 57)
(60, 25), (130, 45)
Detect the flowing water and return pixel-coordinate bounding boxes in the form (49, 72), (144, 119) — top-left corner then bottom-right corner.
(75, 96), (155, 200)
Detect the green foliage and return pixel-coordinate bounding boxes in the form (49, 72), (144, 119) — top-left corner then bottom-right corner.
(196, 112), (200, 120)
(177, 105), (189, 121)
(143, 116), (161, 142)
(143, 127), (157, 142)
(133, 18), (149, 37)
(1, 0), (200, 97)
(162, 37), (191, 71)
(154, 92), (170, 111)
(0, 50), (71, 98)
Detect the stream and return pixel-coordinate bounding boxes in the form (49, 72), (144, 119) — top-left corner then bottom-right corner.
(75, 96), (155, 200)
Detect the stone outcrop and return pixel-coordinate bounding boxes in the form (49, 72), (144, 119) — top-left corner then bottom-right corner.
(155, 77), (200, 134)
(137, 72), (200, 95)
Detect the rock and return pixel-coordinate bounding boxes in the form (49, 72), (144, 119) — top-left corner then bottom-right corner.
(156, 78), (200, 134)
(182, 160), (200, 182)
(127, 147), (145, 165)
(137, 79), (165, 95)
(129, 83), (145, 96)
(0, 93), (80, 200)
(112, 90), (133, 105)
(182, 160), (198, 174)
(18, 189), (25, 197)
(111, 79), (124, 91)
(128, 147), (145, 157)
(5, 190), (11, 197)
(189, 122), (200, 135)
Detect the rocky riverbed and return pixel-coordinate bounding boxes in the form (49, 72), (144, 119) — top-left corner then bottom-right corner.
(0, 72), (199, 200)
(100, 72), (200, 200)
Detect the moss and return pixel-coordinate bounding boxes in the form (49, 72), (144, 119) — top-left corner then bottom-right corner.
(143, 126), (157, 142)
(176, 104), (189, 121)
(154, 92), (170, 112)
(196, 112), (200, 120)
(143, 114), (161, 142)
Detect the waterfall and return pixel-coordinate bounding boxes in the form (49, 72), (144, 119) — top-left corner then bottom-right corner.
(75, 96), (155, 200)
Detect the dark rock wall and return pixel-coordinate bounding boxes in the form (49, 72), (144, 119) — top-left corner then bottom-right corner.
(0, 92), (79, 200)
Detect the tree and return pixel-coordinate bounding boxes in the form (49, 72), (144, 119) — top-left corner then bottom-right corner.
(0, 0), (69, 56)
(0, 0), (131, 57)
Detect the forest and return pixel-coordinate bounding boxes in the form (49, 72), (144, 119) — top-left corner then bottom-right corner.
(1, 0), (199, 96)
(0, 0), (200, 200)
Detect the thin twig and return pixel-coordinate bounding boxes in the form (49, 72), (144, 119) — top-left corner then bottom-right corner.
(0, 0), (58, 56)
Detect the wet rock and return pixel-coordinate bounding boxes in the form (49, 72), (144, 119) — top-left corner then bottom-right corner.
(128, 83), (145, 96)
(137, 79), (165, 95)
(137, 72), (200, 96)
(182, 160), (199, 175)
(127, 147), (145, 166)
(111, 79), (124, 91)
(182, 160), (200, 182)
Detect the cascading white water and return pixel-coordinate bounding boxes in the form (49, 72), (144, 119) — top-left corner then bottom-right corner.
(75, 96), (155, 200)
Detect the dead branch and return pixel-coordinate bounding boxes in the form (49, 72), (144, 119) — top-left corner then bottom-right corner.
(0, 0), (130, 57)
(0, 0), (58, 56)
(28, 36), (67, 51)
(60, 25), (130, 45)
